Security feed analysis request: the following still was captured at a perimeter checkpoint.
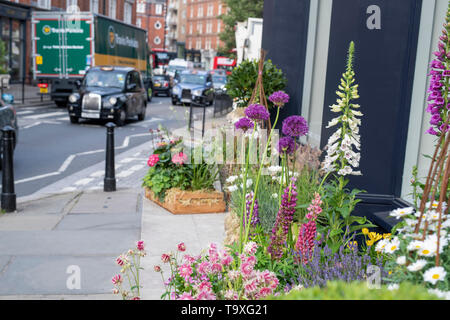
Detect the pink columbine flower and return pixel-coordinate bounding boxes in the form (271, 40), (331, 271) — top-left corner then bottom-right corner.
(240, 262), (253, 276)
(196, 290), (216, 300)
(147, 154), (160, 167)
(244, 241), (258, 255)
(177, 242), (186, 252)
(258, 287), (272, 298)
(178, 263), (193, 279)
(178, 292), (195, 300)
(136, 240), (145, 251)
(211, 263), (223, 274)
(154, 265), (161, 272)
(116, 255), (128, 266)
(197, 261), (211, 275)
(171, 152), (188, 165)
(161, 253), (171, 263)
(197, 281), (212, 292)
(221, 254), (233, 267)
(111, 274), (123, 285)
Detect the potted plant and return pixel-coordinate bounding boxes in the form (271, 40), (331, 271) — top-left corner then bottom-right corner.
(0, 39), (10, 92)
(142, 129), (226, 214)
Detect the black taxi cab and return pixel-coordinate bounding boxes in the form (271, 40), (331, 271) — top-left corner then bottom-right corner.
(67, 66), (147, 126)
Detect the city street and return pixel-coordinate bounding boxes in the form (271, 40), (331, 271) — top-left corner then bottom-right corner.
(6, 96), (209, 200)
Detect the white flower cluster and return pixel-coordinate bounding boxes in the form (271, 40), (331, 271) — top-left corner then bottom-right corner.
(384, 201), (450, 298)
(225, 174), (253, 193)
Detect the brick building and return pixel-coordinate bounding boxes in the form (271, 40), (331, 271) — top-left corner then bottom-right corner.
(0, 0), (138, 84)
(136, 0), (166, 51)
(185, 0), (225, 69)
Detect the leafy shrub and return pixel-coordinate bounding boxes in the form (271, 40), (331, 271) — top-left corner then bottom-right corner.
(225, 59), (287, 108)
(268, 280), (443, 300)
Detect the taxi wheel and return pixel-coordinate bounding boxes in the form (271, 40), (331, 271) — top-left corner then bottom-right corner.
(70, 116), (79, 124)
(115, 108), (127, 126)
(171, 98), (178, 106)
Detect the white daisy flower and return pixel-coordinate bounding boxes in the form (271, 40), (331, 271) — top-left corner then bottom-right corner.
(407, 240), (424, 251)
(226, 185), (238, 193)
(407, 259), (428, 272)
(384, 238), (400, 254)
(417, 241), (437, 257)
(390, 207), (415, 219)
(271, 193), (278, 199)
(375, 239), (389, 253)
(425, 201), (447, 212)
(423, 266), (447, 285)
(396, 256), (407, 265)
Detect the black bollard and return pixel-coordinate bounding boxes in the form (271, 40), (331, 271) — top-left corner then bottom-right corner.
(1, 126), (16, 212)
(202, 106), (206, 137)
(104, 122), (116, 192)
(188, 105), (193, 132)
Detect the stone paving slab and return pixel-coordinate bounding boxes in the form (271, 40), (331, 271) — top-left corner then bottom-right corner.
(0, 255), (122, 296)
(0, 215), (62, 231)
(56, 212), (141, 231)
(70, 189), (141, 215)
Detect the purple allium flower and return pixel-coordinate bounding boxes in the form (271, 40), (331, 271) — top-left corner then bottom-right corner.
(234, 117), (254, 132)
(278, 136), (296, 155)
(282, 115), (309, 137)
(269, 91), (290, 107)
(267, 179), (298, 260)
(245, 104), (270, 121)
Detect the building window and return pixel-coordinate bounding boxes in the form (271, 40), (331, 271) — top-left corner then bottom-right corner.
(206, 22), (212, 34)
(37, 0), (51, 9)
(90, 0), (99, 13)
(137, 1), (146, 13)
(181, 25), (185, 34)
(136, 18), (142, 28)
(197, 22), (202, 33)
(155, 21), (162, 30)
(217, 20), (221, 33)
(205, 38), (211, 50)
(182, 10), (186, 19)
(155, 4), (163, 15)
(188, 39), (192, 49)
(124, 1), (132, 24)
(190, 8), (194, 18)
(218, 4), (222, 15)
(109, 0), (117, 19)
(197, 6), (203, 18)
(196, 39), (201, 50)
(189, 23), (193, 34)
(207, 4), (213, 16)
(67, 0), (77, 10)
(154, 36), (161, 45)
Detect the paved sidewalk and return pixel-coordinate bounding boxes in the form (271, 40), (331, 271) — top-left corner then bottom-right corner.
(0, 109), (231, 300)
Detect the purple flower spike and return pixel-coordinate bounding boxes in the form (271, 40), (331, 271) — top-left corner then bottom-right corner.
(235, 117), (254, 132)
(245, 104), (270, 121)
(269, 91), (290, 107)
(278, 136), (297, 155)
(282, 115), (309, 137)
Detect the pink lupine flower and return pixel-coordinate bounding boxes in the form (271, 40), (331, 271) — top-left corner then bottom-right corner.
(171, 152), (188, 165)
(136, 240), (145, 251)
(178, 292), (195, 300)
(178, 263), (193, 279)
(177, 242), (186, 252)
(147, 154), (160, 167)
(111, 274), (123, 285)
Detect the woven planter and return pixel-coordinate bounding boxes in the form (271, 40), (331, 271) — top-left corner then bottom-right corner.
(144, 187), (226, 215)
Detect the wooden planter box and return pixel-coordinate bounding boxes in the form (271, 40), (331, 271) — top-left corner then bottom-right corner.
(144, 187), (226, 215)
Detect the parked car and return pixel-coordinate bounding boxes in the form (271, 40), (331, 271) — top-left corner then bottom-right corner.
(67, 66), (147, 126)
(211, 74), (228, 92)
(0, 99), (18, 169)
(152, 74), (171, 97)
(171, 70), (214, 107)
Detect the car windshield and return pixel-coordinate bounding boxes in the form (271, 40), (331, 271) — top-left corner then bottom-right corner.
(154, 75), (168, 81)
(168, 66), (187, 73)
(83, 70), (125, 88)
(179, 74), (205, 85)
(213, 76), (227, 84)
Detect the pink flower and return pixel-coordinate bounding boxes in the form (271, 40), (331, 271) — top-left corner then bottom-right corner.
(221, 254), (233, 266)
(245, 255), (257, 267)
(244, 280), (258, 294)
(197, 281), (212, 292)
(171, 152), (188, 165)
(132, 297), (140, 300)
(177, 242), (186, 252)
(197, 261), (211, 275)
(116, 255), (128, 266)
(178, 292), (195, 300)
(147, 154), (160, 167)
(154, 265), (161, 272)
(258, 287), (272, 298)
(161, 253), (171, 263)
(183, 254), (196, 264)
(136, 240), (145, 251)
(178, 263), (193, 279)
(111, 274), (123, 285)
(156, 141), (167, 148)
(211, 263), (223, 273)
(244, 241), (258, 255)
(240, 262), (253, 276)
(196, 290), (216, 300)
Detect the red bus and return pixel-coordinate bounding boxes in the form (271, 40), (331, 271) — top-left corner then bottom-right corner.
(213, 56), (236, 75)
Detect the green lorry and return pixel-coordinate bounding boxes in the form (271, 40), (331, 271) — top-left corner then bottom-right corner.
(32, 11), (153, 107)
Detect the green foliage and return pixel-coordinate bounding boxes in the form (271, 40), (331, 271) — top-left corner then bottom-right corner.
(219, 0), (264, 57)
(142, 165), (190, 202)
(268, 281), (442, 300)
(225, 59), (287, 108)
(294, 169), (321, 223)
(0, 39), (8, 74)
